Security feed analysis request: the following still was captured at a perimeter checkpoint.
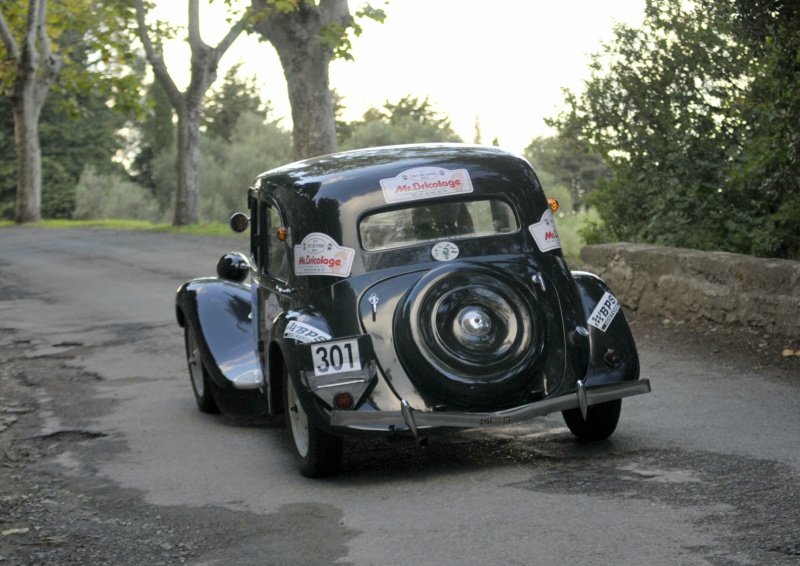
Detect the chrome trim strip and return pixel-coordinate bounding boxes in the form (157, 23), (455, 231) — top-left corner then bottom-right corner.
(330, 379), (651, 429)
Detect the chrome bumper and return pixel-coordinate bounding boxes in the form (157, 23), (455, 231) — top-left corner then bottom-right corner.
(330, 379), (651, 437)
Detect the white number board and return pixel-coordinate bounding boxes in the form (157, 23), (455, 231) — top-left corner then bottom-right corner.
(311, 339), (362, 376)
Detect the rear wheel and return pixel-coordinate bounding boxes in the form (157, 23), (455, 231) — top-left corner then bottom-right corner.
(184, 325), (220, 414)
(562, 399), (622, 442)
(283, 365), (343, 478)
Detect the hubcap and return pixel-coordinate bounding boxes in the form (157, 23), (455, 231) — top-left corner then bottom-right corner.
(186, 329), (204, 397)
(455, 307), (493, 348)
(287, 377), (310, 457)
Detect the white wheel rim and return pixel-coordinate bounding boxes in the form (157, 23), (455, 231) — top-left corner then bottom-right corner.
(186, 328), (204, 397)
(287, 376), (310, 457)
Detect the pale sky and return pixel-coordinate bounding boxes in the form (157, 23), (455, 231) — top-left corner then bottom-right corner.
(152, 1), (645, 154)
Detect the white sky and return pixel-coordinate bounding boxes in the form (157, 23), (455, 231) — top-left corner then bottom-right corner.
(151, 1), (645, 154)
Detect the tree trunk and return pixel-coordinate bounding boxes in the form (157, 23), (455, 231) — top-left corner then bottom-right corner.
(277, 33), (338, 161)
(134, 0), (249, 226)
(2, 0), (61, 224)
(12, 78), (43, 223)
(173, 102), (202, 225)
(251, 0), (350, 160)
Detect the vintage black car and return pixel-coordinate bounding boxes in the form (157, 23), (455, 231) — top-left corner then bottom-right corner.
(176, 144), (650, 477)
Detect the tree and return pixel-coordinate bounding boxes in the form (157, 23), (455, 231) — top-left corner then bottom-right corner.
(202, 63), (268, 142)
(340, 95), (462, 150)
(0, 1), (61, 223)
(134, 0), (251, 225)
(128, 79), (175, 211)
(524, 135), (608, 212)
(249, 0), (385, 160)
(730, 0), (800, 258)
(550, 0), (758, 252)
(0, 0), (140, 223)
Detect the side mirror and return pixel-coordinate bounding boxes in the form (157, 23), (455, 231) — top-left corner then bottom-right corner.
(216, 252), (250, 282)
(230, 212), (250, 233)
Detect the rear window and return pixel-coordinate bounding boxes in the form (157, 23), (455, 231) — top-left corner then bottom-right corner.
(360, 199), (518, 251)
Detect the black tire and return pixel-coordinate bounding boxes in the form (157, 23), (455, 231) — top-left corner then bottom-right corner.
(184, 325), (220, 414)
(283, 364), (343, 478)
(562, 399), (622, 442)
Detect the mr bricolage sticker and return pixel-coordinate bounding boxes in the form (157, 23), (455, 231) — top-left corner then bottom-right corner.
(294, 233), (355, 277)
(528, 209), (562, 252)
(380, 167), (474, 204)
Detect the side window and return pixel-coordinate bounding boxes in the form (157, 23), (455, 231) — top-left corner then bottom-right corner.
(266, 205), (289, 281)
(250, 193), (261, 267)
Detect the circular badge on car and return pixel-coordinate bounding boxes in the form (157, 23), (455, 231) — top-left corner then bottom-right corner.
(431, 241), (459, 261)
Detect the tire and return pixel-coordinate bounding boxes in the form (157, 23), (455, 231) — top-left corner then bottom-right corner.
(283, 364), (343, 478)
(562, 399), (622, 442)
(184, 325), (220, 414)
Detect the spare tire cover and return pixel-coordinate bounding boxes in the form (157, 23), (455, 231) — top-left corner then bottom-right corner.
(393, 263), (544, 408)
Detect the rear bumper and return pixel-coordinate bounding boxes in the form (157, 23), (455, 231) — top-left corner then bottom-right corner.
(330, 378), (651, 437)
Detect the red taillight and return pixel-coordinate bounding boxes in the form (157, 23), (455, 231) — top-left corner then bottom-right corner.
(333, 392), (354, 410)
(603, 349), (623, 368)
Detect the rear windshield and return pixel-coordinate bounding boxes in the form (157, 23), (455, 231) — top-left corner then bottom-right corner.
(360, 199), (518, 251)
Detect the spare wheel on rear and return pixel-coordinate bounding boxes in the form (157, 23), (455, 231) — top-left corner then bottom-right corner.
(393, 263), (545, 408)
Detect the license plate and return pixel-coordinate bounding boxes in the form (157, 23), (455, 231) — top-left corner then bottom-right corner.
(311, 339), (361, 376)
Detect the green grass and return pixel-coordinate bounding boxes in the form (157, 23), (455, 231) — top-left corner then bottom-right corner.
(0, 219), (241, 237)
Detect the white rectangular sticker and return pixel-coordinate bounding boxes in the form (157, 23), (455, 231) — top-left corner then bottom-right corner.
(284, 321), (331, 343)
(294, 233), (355, 277)
(528, 209), (561, 252)
(380, 167), (474, 203)
(588, 291), (621, 332)
(311, 339), (362, 376)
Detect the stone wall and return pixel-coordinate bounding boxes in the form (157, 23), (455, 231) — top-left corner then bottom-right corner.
(579, 243), (800, 338)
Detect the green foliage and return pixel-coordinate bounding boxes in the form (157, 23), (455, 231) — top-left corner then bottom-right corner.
(129, 80), (175, 200)
(549, 0), (800, 259)
(1, 0), (143, 116)
(0, 85), (130, 220)
(339, 95), (463, 149)
(730, 0), (800, 259)
(151, 111), (292, 222)
(73, 167), (160, 221)
(318, 2), (387, 61)
(524, 136), (609, 212)
(202, 63), (269, 142)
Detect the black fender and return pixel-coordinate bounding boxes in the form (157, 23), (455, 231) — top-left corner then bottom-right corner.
(266, 310), (346, 432)
(176, 278), (267, 418)
(571, 271), (641, 387)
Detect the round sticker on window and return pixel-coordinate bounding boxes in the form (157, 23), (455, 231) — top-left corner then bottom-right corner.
(432, 241), (459, 261)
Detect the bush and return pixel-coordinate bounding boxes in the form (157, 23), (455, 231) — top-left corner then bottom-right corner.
(73, 167), (160, 221)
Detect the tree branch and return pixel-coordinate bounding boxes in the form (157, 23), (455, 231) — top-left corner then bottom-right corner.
(213, 8), (252, 57)
(133, 0), (182, 109)
(0, 9), (20, 61)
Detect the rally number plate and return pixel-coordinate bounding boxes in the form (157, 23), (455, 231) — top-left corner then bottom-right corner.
(311, 339), (362, 376)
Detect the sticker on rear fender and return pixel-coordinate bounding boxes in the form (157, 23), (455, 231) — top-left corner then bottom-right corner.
(284, 320), (331, 343)
(588, 291), (621, 332)
(311, 339), (362, 376)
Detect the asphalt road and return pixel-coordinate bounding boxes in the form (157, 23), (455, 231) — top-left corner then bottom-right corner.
(1, 227), (798, 565)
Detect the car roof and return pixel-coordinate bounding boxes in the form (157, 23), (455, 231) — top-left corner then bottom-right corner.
(253, 143), (545, 210)
(251, 144), (553, 267)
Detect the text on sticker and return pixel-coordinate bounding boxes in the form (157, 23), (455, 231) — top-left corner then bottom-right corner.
(588, 291), (621, 332)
